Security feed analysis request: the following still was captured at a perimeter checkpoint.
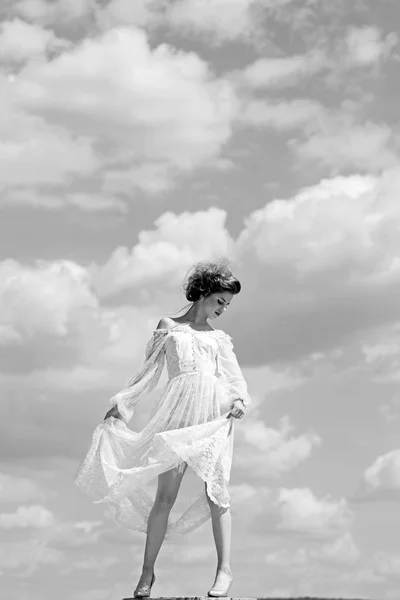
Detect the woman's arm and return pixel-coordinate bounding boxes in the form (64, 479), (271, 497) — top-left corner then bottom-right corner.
(217, 334), (251, 412)
(104, 325), (168, 424)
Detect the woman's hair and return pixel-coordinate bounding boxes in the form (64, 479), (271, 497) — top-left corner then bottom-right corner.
(183, 261), (241, 303)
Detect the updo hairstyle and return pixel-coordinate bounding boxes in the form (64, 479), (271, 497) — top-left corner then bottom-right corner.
(183, 261), (241, 303)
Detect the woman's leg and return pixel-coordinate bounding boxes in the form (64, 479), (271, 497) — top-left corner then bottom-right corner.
(205, 484), (232, 592)
(136, 462), (187, 587)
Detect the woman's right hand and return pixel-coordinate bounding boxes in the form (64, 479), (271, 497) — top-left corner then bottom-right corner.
(103, 405), (123, 421)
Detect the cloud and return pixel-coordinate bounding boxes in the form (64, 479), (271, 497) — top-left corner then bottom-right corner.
(0, 472), (46, 503)
(31, 519), (104, 551)
(60, 556), (119, 575)
(291, 116), (399, 173)
(375, 553), (400, 578)
(0, 18), (69, 65)
(94, 207), (234, 296)
(98, 0), (267, 45)
(232, 24), (396, 96)
(363, 341), (400, 365)
(361, 333), (400, 390)
(164, 0), (260, 45)
(379, 391), (400, 423)
(232, 484), (353, 540)
(0, 504), (55, 529)
(274, 487), (353, 538)
(12, 0), (96, 26)
(356, 449), (400, 500)
(0, 538), (65, 573)
(0, 189), (128, 212)
(0, 259), (97, 345)
(345, 26), (398, 68)
(95, 0), (157, 30)
(235, 50), (324, 90)
(234, 167), (400, 363)
(265, 546), (308, 566)
(1, 26), (237, 208)
(240, 97), (324, 131)
(234, 415), (321, 479)
(0, 105), (99, 188)
(264, 533), (360, 567)
(316, 532), (361, 566)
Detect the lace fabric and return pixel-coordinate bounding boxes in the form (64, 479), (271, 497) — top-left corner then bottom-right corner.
(73, 325), (250, 537)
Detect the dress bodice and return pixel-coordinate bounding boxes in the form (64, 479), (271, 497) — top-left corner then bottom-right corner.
(109, 324), (250, 424)
(163, 327), (222, 380)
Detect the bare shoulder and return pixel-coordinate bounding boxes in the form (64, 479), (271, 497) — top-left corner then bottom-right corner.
(156, 317), (179, 331)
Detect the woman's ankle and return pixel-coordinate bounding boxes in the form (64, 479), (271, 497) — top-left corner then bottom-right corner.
(141, 565), (154, 576)
(217, 564), (232, 575)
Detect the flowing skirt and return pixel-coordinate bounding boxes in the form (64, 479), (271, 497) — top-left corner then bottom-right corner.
(73, 372), (235, 538)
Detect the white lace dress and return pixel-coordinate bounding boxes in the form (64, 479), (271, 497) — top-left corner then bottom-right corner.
(73, 324), (251, 538)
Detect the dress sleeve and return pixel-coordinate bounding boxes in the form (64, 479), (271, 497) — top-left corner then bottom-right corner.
(108, 330), (167, 423)
(217, 333), (251, 410)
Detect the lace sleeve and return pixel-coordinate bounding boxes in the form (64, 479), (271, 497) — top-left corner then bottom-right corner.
(109, 330), (167, 423)
(217, 333), (251, 411)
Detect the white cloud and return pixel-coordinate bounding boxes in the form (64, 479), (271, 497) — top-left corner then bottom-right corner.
(317, 532), (361, 566)
(14, 0), (96, 25)
(379, 390), (400, 423)
(235, 167), (400, 362)
(0, 504), (55, 528)
(244, 363), (307, 399)
(165, 0), (258, 45)
(0, 538), (65, 573)
(0, 256), (170, 396)
(234, 415), (321, 478)
(0, 259), (97, 343)
(96, 0), (158, 30)
(345, 26), (398, 67)
(275, 487), (353, 538)
(264, 533), (360, 567)
(240, 97), (324, 130)
(236, 50), (324, 90)
(0, 473), (45, 503)
(1, 189), (128, 213)
(375, 553), (400, 578)
(60, 556), (119, 574)
(0, 18), (69, 65)
(232, 25), (396, 96)
(292, 116), (399, 173)
(362, 341), (400, 364)
(0, 105), (99, 188)
(94, 207), (234, 296)
(232, 484), (353, 541)
(357, 449), (400, 500)
(234, 176), (400, 377)
(265, 546), (308, 566)
(98, 0), (260, 44)
(0, 26), (237, 204)
(31, 519), (104, 550)
(238, 173), (378, 275)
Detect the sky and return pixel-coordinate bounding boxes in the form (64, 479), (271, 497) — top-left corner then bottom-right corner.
(1, 0), (400, 599)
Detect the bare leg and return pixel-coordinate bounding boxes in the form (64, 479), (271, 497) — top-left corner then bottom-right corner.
(135, 462), (187, 590)
(205, 483), (232, 595)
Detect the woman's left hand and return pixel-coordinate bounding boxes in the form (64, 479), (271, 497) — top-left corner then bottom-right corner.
(229, 399), (245, 419)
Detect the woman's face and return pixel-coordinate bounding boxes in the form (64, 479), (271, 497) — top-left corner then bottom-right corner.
(202, 291), (233, 320)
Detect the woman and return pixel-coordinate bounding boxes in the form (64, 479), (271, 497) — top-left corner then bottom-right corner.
(73, 261), (251, 597)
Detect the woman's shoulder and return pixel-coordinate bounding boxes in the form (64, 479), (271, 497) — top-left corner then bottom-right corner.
(156, 317), (180, 331)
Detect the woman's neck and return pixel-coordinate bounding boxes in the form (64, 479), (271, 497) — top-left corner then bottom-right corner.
(180, 304), (208, 325)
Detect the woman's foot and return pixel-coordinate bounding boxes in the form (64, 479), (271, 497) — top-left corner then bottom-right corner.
(207, 566), (233, 597)
(133, 570), (156, 598)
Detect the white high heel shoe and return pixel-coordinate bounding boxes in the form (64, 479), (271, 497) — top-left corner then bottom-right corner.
(207, 567), (233, 597)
